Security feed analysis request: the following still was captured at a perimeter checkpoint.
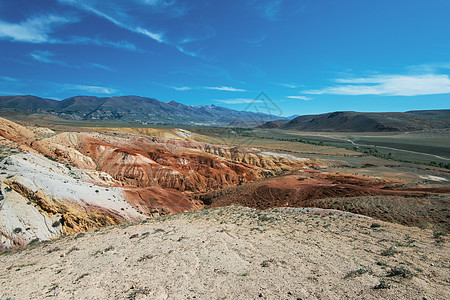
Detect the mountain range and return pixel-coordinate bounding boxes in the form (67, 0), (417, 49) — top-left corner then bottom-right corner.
(0, 95), (285, 125)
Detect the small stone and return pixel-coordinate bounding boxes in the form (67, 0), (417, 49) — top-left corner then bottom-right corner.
(60, 253), (65, 257)
(258, 292), (264, 297)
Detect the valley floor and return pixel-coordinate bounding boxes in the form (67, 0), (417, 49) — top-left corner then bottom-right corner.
(1, 206), (449, 299)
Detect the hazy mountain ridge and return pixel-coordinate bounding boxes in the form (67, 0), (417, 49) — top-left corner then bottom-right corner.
(259, 110), (450, 132)
(0, 95), (284, 125)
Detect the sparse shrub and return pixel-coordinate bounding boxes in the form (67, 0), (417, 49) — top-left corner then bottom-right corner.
(373, 280), (389, 289)
(433, 230), (447, 239)
(387, 266), (414, 278)
(344, 268), (368, 278)
(52, 220), (61, 227)
(370, 223), (381, 228)
(75, 232), (86, 239)
(13, 227), (22, 234)
(261, 259), (274, 267)
(380, 247), (400, 256)
(138, 254), (154, 262)
(29, 238), (40, 245)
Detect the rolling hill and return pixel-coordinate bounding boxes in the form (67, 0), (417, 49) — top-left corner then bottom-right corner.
(259, 110), (450, 132)
(0, 95), (284, 125)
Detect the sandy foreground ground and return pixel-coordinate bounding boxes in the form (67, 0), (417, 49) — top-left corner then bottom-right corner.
(0, 206), (449, 300)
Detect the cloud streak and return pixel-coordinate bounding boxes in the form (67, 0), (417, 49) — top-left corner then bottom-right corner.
(30, 50), (69, 66)
(205, 86), (247, 92)
(58, 0), (165, 43)
(287, 96), (312, 101)
(215, 98), (263, 104)
(60, 83), (118, 94)
(0, 15), (74, 43)
(305, 74), (450, 96)
(172, 86), (192, 91)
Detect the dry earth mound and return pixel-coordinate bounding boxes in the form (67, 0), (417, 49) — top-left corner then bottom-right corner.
(0, 206), (448, 299)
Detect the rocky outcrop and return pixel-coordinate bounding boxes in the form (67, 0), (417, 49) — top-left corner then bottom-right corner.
(35, 132), (314, 193)
(0, 117), (316, 247)
(0, 152), (143, 248)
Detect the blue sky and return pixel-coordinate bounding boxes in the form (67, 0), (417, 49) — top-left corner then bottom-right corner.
(0, 0), (449, 116)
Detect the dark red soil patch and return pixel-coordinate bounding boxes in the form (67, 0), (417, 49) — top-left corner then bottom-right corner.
(199, 172), (449, 230)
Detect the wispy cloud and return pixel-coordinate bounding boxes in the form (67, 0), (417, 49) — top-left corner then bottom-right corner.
(274, 82), (301, 89)
(0, 75), (19, 82)
(246, 35), (266, 46)
(60, 83), (118, 94)
(57, 0), (207, 57)
(205, 86), (247, 92)
(0, 14), (140, 51)
(89, 63), (114, 71)
(172, 86), (192, 91)
(58, 0), (166, 43)
(67, 36), (138, 51)
(0, 15), (74, 43)
(176, 45), (199, 57)
(215, 98), (263, 104)
(287, 96), (312, 101)
(255, 0), (283, 21)
(30, 50), (69, 67)
(305, 74), (450, 96)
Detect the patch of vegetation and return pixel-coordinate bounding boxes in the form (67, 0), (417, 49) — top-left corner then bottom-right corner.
(351, 146), (450, 169)
(394, 239), (415, 247)
(261, 259), (275, 267)
(370, 223), (381, 228)
(138, 254), (154, 262)
(75, 232), (86, 239)
(373, 280), (390, 289)
(13, 227), (22, 234)
(387, 266), (414, 278)
(344, 268), (369, 279)
(380, 247), (400, 256)
(433, 230), (447, 244)
(128, 287), (151, 300)
(52, 220), (61, 227)
(74, 273), (89, 283)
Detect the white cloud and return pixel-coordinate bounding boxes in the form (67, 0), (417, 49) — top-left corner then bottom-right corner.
(136, 27), (165, 43)
(176, 45), (199, 57)
(205, 86), (247, 92)
(215, 98), (263, 104)
(58, 0), (166, 44)
(172, 86), (191, 91)
(0, 75), (19, 82)
(0, 15), (74, 43)
(68, 36), (138, 51)
(274, 82), (299, 88)
(256, 0), (283, 21)
(30, 50), (69, 66)
(89, 63), (114, 71)
(61, 83), (118, 94)
(57, 0), (208, 56)
(305, 74), (450, 96)
(246, 35), (266, 45)
(287, 96), (312, 101)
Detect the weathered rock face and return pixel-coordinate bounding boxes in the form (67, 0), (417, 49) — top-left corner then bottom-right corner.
(34, 132), (314, 193)
(0, 152), (143, 249)
(0, 117), (315, 247)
